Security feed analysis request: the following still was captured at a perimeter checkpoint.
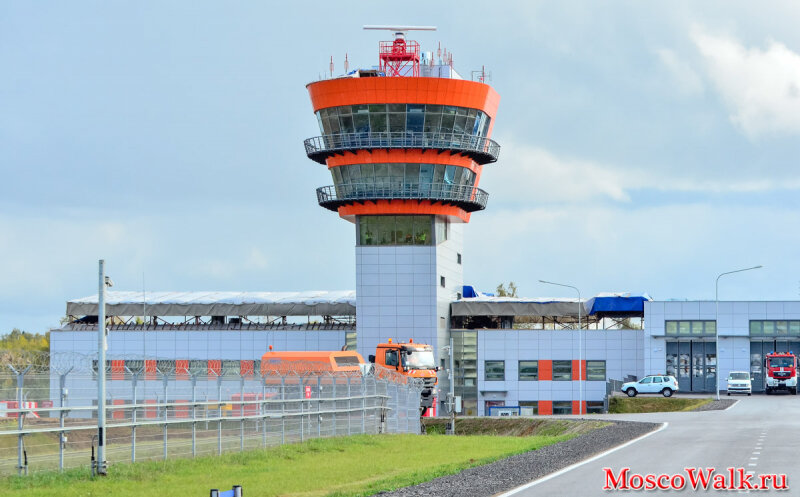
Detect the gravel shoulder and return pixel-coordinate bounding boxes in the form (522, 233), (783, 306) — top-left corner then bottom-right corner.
(692, 398), (737, 411)
(375, 420), (660, 497)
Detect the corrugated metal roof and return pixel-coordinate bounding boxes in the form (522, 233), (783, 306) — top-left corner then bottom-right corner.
(67, 291), (356, 317)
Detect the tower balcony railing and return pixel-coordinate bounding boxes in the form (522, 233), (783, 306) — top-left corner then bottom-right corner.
(304, 131), (500, 165)
(316, 182), (489, 212)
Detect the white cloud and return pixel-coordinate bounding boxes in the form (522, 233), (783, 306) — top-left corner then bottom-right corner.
(692, 28), (800, 137)
(656, 48), (704, 95)
(485, 141), (800, 206)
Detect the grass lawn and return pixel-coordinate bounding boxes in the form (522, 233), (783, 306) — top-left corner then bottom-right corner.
(1, 432), (579, 497)
(608, 396), (712, 413)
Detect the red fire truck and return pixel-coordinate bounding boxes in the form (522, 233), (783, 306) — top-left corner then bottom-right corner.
(765, 352), (797, 395)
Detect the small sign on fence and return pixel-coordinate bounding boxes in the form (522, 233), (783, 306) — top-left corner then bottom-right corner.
(304, 385), (312, 399)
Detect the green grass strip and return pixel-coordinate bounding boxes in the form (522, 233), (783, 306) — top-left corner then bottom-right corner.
(608, 396), (712, 413)
(2, 433), (577, 497)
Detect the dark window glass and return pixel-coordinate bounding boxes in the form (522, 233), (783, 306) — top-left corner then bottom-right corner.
(552, 361), (572, 381)
(485, 360), (505, 381)
(385, 350), (398, 366)
(395, 216), (414, 245)
(552, 401), (572, 415)
(586, 360), (606, 381)
(414, 215), (431, 245)
(586, 401), (604, 414)
(519, 401), (538, 415)
(519, 360), (538, 381)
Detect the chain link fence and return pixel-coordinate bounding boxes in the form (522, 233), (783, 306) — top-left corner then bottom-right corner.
(0, 351), (422, 476)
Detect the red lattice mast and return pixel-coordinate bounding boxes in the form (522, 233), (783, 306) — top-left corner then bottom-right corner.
(363, 25), (437, 78)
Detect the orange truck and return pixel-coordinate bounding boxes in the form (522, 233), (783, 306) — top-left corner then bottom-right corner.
(368, 339), (439, 416)
(260, 350), (366, 375)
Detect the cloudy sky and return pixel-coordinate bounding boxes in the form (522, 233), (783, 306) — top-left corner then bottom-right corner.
(3, 1), (800, 333)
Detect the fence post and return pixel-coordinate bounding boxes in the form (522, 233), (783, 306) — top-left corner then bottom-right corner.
(59, 367), (73, 471)
(191, 374), (197, 458)
(280, 376), (286, 445)
(130, 370), (138, 463)
(261, 377), (267, 448)
(162, 374), (169, 461)
(239, 375), (245, 452)
(217, 375), (223, 455)
(347, 376), (351, 436)
(317, 375), (322, 438)
(361, 376), (366, 435)
(300, 377), (305, 442)
(9, 365), (31, 476)
(332, 373), (337, 437)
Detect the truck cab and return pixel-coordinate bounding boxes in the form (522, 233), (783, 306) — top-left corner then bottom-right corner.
(765, 352), (797, 395)
(370, 339), (438, 415)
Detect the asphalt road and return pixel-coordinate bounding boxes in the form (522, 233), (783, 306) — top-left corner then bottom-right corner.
(500, 394), (800, 496)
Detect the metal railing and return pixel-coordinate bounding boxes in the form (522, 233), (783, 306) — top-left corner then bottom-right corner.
(304, 131), (501, 165)
(0, 353), (422, 476)
(316, 182), (489, 212)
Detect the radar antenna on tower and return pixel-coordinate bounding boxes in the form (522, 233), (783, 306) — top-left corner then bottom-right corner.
(363, 25), (437, 77)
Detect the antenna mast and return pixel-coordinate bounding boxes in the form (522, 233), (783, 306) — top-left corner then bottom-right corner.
(363, 25), (437, 77)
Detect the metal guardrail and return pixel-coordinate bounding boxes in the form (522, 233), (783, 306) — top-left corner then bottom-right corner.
(304, 131), (501, 165)
(316, 182), (489, 212)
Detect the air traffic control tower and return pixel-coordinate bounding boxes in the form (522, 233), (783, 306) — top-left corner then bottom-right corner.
(304, 26), (500, 368)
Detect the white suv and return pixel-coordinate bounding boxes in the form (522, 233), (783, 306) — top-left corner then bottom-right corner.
(726, 371), (752, 396)
(622, 375), (679, 397)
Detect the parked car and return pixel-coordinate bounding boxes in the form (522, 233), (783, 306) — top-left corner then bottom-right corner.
(726, 371), (753, 396)
(621, 375), (679, 397)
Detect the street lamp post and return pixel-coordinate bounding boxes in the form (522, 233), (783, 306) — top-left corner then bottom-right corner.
(540, 280), (583, 415)
(715, 265), (762, 401)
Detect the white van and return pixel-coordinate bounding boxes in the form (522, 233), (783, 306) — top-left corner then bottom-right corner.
(727, 371), (752, 395)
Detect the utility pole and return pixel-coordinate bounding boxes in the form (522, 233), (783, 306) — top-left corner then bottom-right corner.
(96, 260), (112, 476)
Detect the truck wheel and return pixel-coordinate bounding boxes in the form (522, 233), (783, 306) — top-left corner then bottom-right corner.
(792, 387), (797, 395)
(727, 392), (731, 396)
(662, 388), (673, 398)
(766, 387), (771, 395)
(626, 388), (637, 397)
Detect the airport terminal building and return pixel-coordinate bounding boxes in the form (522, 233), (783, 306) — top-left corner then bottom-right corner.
(51, 291), (800, 416)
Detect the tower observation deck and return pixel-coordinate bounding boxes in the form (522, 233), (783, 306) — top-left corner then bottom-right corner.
(304, 28), (501, 408)
(305, 27), (500, 224)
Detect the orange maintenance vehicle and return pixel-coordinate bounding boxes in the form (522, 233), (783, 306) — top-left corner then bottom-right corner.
(260, 349), (366, 375)
(368, 339), (439, 416)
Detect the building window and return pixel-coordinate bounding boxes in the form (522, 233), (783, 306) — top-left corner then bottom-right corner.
(552, 401), (572, 415)
(358, 215), (433, 246)
(586, 360), (606, 381)
(440, 276), (446, 288)
(484, 360), (505, 381)
(221, 360), (240, 377)
(750, 320), (800, 337)
(519, 360), (538, 381)
(457, 292), (462, 300)
(665, 320), (716, 336)
(586, 401), (605, 414)
(552, 361), (572, 381)
(457, 253), (462, 264)
(316, 104), (492, 138)
(519, 401), (538, 415)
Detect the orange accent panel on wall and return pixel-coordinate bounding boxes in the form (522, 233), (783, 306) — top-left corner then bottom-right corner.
(538, 360), (552, 381)
(145, 360), (157, 380)
(111, 360), (125, 381)
(240, 360), (254, 377)
(538, 400), (553, 415)
(307, 78), (501, 120)
(572, 360), (586, 380)
(572, 400), (586, 415)
(338, 200), (470, 223)
(208, 359), (221, 379)
(176, 359), (189, 380)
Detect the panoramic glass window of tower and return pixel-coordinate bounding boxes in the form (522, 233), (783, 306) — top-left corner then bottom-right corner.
(304, 26), (500, 372)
